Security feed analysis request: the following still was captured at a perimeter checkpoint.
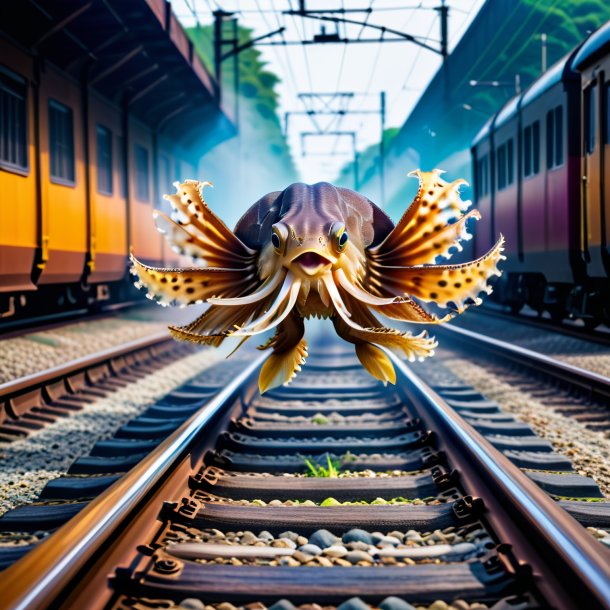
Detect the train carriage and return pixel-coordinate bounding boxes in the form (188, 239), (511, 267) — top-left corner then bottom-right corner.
(0, 0), (235, 321)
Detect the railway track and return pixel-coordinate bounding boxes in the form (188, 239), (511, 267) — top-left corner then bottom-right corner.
(433, 322), (610, 433)
(1, 337), (609, 610)
(0, 329), (191, 442)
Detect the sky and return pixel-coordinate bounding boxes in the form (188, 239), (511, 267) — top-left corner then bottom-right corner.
(172, 0), (485, 183)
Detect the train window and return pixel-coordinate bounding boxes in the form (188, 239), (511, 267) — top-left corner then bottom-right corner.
(547, 106), (564, 169)
(49, 100), (75, 185)
(135, 144), (150, 202)
(523, 125), (532, 176)
(532, 120), (540, 174)
(496, 139), (514, 191)
(546, 110), (554, 170)
(0, 68), (28, 173)
(497, 144), (506, 190)
(96, 125), (113, 196)
(523, 121), (540, 177)
(116, 136), (127, 198)
(585, 83), (596, 154)
(477, 154), (489, 197)
(555, 106), (563, 166)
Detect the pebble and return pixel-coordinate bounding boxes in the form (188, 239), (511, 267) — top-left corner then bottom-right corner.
(279, 531), (299, 542)
(292, 551), (315, 564)
(269, 599), (296, 610)
(308, 529), (339, 549)
(346, 541), (371, 551)
(337, 598), (369, 610)
(345, 550), (374, 564)
(278, 556), (300, 567)
(298, 544), (322, 556)
(179, 600), (205, 610)
(342, 529), (374, 545)
(268, 601), (297, 610)
(429, 602), (449, 610)
(448, 602), (470, 610)
(272, 538), (297, 549)
(240, 532), (259, 545)
(379, 597), (417, 610)
(377, 536), (401, 547)
(322, 545), (348, 558)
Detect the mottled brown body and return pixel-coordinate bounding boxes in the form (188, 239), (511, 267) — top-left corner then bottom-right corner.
(131, 171), (504, 392)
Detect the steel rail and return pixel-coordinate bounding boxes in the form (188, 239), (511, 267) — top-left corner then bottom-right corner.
(1, 351), (267, 610)
(389, 351), (610, 610)
(475, 306), (610, 349)
(0, 331), (172, 400)
(437, 323), (610, 401)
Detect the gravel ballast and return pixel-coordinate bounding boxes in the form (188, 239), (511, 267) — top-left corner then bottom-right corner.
(412, 349), (610, 497)
(0, 347), (225, 516)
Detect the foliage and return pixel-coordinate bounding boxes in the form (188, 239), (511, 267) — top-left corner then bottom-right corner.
(186, 24), (296, 180)
(348, 0), (610, 214)
(303, 452), (355, 478)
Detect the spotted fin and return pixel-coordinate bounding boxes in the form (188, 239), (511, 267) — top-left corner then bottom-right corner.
(355, 343), (396, 385)
(368, 170), (472, 266)
(164, 180), (256, 267)
(130, 254), (258, 307)
(153, 210), (209, 261)
(258, 337), (308, 394)
(371, 236), (505, 313)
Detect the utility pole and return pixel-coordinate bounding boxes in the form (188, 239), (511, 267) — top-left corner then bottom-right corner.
(379, 91), (386, 206)
(436, 0), (449, 59)
(541, 33), (547, 72)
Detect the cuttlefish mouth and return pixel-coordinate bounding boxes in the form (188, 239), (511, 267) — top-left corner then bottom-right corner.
(292, 251), (334, 276)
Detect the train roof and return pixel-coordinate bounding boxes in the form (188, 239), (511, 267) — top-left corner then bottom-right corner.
(494, 94), (521, 129)
(573, 20), (610, 70)
(521, 53), (572, 107)
(471, 115), (495, 148)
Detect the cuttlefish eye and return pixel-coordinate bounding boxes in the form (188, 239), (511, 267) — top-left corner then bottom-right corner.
(330, 221), (349, 252)
(271, 223), (288, 254)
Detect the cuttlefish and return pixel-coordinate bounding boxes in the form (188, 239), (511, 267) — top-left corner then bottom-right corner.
(131, 170), (504, 393)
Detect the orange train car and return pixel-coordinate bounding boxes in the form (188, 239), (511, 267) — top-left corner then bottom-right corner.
(0, 0), (234, 321)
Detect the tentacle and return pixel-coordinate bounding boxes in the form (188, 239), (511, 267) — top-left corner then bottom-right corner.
(334, 267), (451, 324)
(368, 236), (505, 313)
(168, 301), (261, 346)
(326, 280), (437, 363)
(206, 269), (286, 306)
(334, 268), (397, 306)
(130, 254), (258, 307)
(231, 273), (302, 336)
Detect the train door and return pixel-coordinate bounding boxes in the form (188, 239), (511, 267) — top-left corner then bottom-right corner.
(582, 79), (605, 277)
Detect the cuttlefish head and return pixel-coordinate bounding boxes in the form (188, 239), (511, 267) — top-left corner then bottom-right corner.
(270, 218), (351, 279)
(258, 182), (365, 282)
